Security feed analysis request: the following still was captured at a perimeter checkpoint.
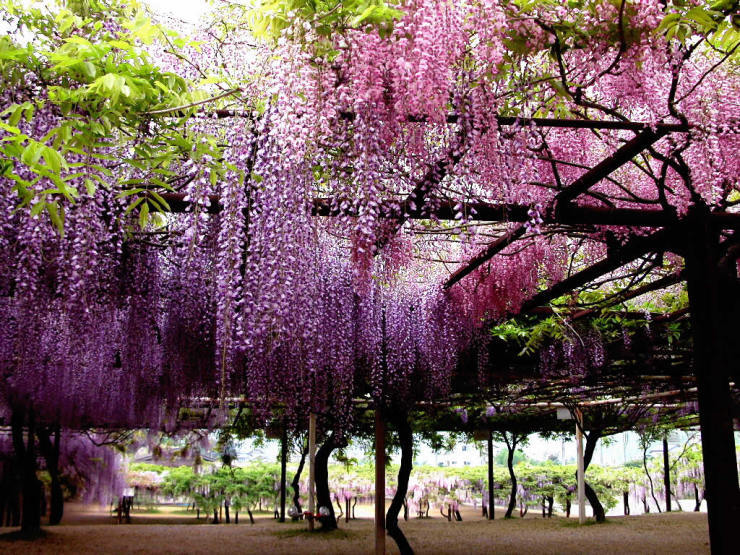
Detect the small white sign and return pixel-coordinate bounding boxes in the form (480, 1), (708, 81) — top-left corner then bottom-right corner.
(556, 408), (572, 420)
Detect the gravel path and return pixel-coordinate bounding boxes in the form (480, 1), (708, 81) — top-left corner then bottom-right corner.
(0, 504), (710, 554)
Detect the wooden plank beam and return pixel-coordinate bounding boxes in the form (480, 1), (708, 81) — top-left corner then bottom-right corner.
(372, 133), (470, 253)
(569, 272), (684, 320)
(337, 111), (690, 133)
(443, 127), (676, 291)
(311, 198), (740, 229)
(554, 128), (670, 208)
(443, 224), (527, 289)
(516, 228), (673, 315)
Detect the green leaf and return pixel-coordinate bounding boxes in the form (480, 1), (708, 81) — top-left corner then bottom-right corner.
(42, 147), (66, 174)
(30, 201), (46, 217)
(46, 201), (64, 235)
(0, 122), (21, 134)
(116, 188), (145, 199)
(656, 13), (681, 34)
(138, 201), (150, 228)
(685, 7), (717, 30)
(21, 141), (43, 166)
(147, 190), (170, 211)
(84, 178), (96, 197)
(108, 39), (132, 50)
(80, 61), (97, 79)
(65, 35), (92, 46)
(125, 197), (145, 215)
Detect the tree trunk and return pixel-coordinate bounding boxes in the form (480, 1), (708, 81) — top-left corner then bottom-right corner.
(38, 426), (63, 525)
(234, 511), (238, 524)
(247, 507), (254, 524)
(386, 412), (414, 555)
(694, 485), (702, 512)
(279, 427), (287, 523)
(547, 496), (553, 518)
(504, 433), (518, 518)
(663, 437), (672, 512)
(565, 496), (571, 518)
(1, 443), (21, 527)
(291, 440), (308, 514)
(581, 432), (605, 522)
(12, 406), (42, 537)
(623, 492), (630, 515)
(315, 432), (344, 531)
(643, 442), (661, 514)
(487, 431), (494, 520)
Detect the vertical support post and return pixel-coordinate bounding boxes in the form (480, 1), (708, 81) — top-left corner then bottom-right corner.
(685, 217), (740, 554)
(308, 412), (316, 531)
(487, 430), (495, 520)
(279, 426), (287, 523)
(663, 437), (671, 512)
(375, 408), (386, 555)
(575, 409), (586, 524)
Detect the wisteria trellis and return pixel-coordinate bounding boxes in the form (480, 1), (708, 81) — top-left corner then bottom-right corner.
(0, 0), (738, 548)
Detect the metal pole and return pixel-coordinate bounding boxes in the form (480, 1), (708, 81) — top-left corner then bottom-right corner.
(487, 430), (494, 520)
(308, 413), (316, 531)
(576, 409), (586, 524)
(375, 408), (385, 555)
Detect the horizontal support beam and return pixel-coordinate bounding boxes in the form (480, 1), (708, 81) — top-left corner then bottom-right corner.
(155, 193), (740, 230)
(313, 197), (740, 228)
(158, 192), (223, 214)
(443, 224), (527, 289)
(337, 112), (690, 133)
(516, 228), (674, 315)
(312, 197), (529, 221)
(555, 128), (669, 207)
(569, 271), (685, 320)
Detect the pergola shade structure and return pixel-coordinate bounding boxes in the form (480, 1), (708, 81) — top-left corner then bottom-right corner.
(1, 1), (739, 553)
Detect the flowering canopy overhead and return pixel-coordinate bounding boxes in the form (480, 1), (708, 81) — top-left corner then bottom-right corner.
(1, 0), (738, 434)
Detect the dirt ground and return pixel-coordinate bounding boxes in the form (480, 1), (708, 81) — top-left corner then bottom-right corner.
(0, 502), (710, 554)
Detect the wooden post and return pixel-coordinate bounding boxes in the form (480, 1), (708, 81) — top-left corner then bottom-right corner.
(375, 408), (385, 555)
(663, 437), (671, 512)
(487, 430), (494, 520)
(685, 216), (740, 554)
(279, 426), (287, 523)
(308, 413), (316, 531)
(575, 410), (586, 524)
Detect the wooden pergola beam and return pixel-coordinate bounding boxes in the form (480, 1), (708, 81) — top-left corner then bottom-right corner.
(554, 128), (670, 207)
(337, 111), (690, 133)
(443, 125), (674, 290)
(372, 137), (469, 252)
(311, 198), (740, 228)
(516, 228), (673, 315)
(443, 224), (527, 289)
(569, 271), (684, 320)
(158, 193), (740, 231)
